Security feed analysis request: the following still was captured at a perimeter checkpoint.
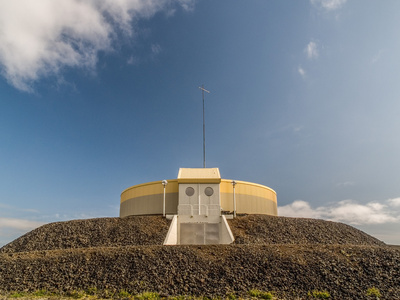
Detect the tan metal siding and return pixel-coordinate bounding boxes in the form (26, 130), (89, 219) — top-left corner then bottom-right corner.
(120, 193), (179, 217)
(121, 180), (179, 203)
(120, 178), (277, 217)
(220, 193), (277, 215)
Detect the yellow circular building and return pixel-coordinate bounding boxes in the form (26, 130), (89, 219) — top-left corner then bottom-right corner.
(120, 168), (277, 217)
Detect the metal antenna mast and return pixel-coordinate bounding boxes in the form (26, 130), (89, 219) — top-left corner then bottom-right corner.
(199, 85), (210, 168)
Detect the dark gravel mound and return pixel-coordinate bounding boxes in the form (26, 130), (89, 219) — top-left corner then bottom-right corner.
(0, 215), (396, 299)
(0, 215), (384, 253)
(0, 216), (171, 253)
(228, 215), (385, 246)
(0, 245), (399, 299)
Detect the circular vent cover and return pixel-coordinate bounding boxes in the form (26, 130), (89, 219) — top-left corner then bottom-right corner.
(204, 187), (214, 196)
(185, 187), (195, 196)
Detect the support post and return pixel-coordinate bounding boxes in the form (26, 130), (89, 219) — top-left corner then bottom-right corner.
(232, 180), (237, 218)
(162, 180), (168, 217)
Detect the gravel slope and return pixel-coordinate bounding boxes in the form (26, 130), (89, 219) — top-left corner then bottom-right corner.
(0, 215), (384, 253)
(0, 215), (398, 299)
(228, 215), (385, 246)
(0, 216), (171, 253)
(0, 244), (399, 299)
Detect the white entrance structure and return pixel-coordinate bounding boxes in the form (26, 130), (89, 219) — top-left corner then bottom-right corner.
(120, 167), (278, 245)
(164, 168), (234, 245)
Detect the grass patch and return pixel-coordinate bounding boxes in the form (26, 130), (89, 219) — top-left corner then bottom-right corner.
(136, 291), (160, 299)
(248, 289), (273, 299)
(8, 292), (26, 298)
(366, 287), (381, 299)
(85, 287), (98, 296)
(117, 290), (131, 298)
(66, 290), (86, 299)
(308, 290), (330, 299)
(225, 293), (236, 300)
(32, 289), (49, 297)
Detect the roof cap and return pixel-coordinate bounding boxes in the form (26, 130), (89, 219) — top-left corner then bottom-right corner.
(177, 168), (221, 183)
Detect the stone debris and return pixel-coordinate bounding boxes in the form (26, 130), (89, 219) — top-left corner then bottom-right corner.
(0, 215), (398, 299)
(0, 216), (171, 253)
(0, 215), (384, 253)
(228, 215), (385, 246)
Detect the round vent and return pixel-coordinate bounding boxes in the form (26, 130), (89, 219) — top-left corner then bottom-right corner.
(204, 187), (214, 197)
(185, 187), (195, 196)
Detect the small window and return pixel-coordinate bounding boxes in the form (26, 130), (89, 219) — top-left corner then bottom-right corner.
(185, 187), (195, 196)
(204, 187), (214, 197)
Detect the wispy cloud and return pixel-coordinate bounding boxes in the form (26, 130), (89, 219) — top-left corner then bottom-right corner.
(177, 0), (195, 12)
(279, 199), (400, 225)
(127, 56), (140, 66)
(0, 203), (40, 214)
(0, 204), (118, 247)
(0, 0), (194, 92)
(0, 202), (45, 246)
(335, 181), (355, 187)
(298, 65), (306, 78)
(265, 124), (305, 140)
(0, 217), (44, 231)
(305, 41), (319, 59)
(388, 198), (400, 207)
(126, 43), (162, 65)
(0, 217), (45, 247)
(151, 44), (162, 55)
(151, 44), (163, 60)
(371, 49), (385, 64)
(310, 0), (347, 11)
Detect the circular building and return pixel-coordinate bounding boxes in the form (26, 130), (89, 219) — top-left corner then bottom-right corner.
(120, 168), (277, 217)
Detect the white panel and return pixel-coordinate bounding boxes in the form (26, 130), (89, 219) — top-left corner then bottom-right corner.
(163, 215), (178, 245)
(180, 223), (204, 244)
(171, 180), (233, 245)
(178, 183), (221, 216)
(205, 223), (219, 244)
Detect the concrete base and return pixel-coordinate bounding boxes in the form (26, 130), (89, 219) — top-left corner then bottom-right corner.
(164, 215), (178, 245)
(163, 215), (234, 245)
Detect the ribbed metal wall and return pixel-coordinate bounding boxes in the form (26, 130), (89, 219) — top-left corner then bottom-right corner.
(120, 179), (277, 217)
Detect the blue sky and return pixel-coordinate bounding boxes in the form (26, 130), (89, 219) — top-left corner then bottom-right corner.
(1, 0), (400, 246)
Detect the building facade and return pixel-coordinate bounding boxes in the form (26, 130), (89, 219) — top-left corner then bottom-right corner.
(120, 168), (277, 217)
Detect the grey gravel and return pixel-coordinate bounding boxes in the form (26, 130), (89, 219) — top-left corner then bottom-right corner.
(0, 216), (171, 253)
(0, 215), (398, 299)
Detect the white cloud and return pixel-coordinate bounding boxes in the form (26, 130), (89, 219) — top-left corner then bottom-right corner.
(298, 66), (306, 78)
(0, 217), (44, 231)
(278, 200), (323, 219)
(177, 0), (195, 11)
(388, 198), (400, 207)
(310, 0), (347, 11)
(0, 217), (45, 247)
(279, 198), (400, 225)
(328, 200), (397, 225)
(305, 41), (318, 59)
(0, 0), (194, 92)
(0, 203), (40, 214)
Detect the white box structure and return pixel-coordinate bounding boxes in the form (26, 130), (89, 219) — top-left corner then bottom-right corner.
(164, 168), (234, 245)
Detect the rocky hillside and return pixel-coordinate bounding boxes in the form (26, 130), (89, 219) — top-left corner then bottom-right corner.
(0, 216), (171, 253)
(228, 214), (385, 246)
(0, 215), (398, 299)
(0, 215), (384, 253)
